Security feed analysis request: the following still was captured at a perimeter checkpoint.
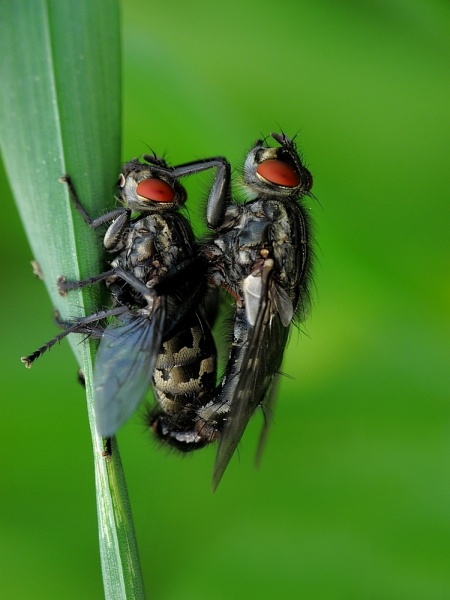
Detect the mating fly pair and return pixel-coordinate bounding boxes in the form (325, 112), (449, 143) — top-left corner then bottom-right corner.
(22, 132), (314, 489)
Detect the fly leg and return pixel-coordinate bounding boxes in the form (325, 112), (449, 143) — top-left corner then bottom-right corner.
(57, 270), (116, 295)
(168, 157), (232, 229)
(21, 305), (128, 367)
(58, 174), (134, 292)
(53, 309), (104, 338)
(60, 175), (129, 230)
(54, 311), (106, 400)
(61, 175), (131, 253)
(59, 253), (209, 336)
(58, 267), (156, 305)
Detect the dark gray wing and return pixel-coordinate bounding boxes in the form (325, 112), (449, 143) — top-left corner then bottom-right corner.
(212, 275), (290, 490)
(94, 298), (166, 437)
(254, 372), (281, 468)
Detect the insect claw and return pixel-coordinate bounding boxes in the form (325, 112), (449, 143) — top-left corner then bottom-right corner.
(53, 309), (66, 328)
(57, 275), (68, 296)
(31, 260), (44, 280)
(21, 355), (35, 368)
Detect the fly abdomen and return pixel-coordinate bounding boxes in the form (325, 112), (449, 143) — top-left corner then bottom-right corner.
(149, 409), (220, 452)
(152, 316), (217, 414)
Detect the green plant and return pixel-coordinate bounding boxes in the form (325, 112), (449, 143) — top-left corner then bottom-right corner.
(0, 2), (144, 597)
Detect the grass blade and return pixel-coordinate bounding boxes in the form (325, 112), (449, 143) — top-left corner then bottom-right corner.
(0, 2), (145, 597)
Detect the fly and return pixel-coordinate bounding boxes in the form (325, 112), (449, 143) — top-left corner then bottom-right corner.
(22, 154), (219, 439)
(198, 132), (314, 489)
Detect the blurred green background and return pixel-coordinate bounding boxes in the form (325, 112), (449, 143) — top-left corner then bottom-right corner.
(1, 0), (449, 598)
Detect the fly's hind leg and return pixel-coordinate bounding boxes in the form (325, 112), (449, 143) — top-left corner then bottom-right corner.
(53, 309), (104, 338)
(21, 305), (128, 368)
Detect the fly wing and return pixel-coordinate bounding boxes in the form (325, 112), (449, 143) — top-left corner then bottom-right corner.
(94, 297), (166, 437)
(254, 372), (281, 468)
(212, 272), (290, 490)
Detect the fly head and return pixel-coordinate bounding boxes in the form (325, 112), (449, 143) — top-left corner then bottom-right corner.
(117, 157), (187, 213)
(243, 132), (313, 199)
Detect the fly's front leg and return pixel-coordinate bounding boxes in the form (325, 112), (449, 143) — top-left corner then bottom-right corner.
(57, 175), (131, 296)
(60, 175), (129, 230)
(58, 175), (132, 293)
(57, 228), (129, 294)
(169, 157), (232, 229)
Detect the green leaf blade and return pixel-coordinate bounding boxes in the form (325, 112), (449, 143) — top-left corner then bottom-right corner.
(0, 2), (145, 598)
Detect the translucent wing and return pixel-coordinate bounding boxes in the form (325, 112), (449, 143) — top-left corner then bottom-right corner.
(212, 271), (290, 490)
(254, 373), (281, 468)
(94, 297), (166, 437)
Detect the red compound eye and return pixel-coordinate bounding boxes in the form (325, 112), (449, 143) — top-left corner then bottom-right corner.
(257, 159), (300, 187)
(136, 178), (175, 202)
